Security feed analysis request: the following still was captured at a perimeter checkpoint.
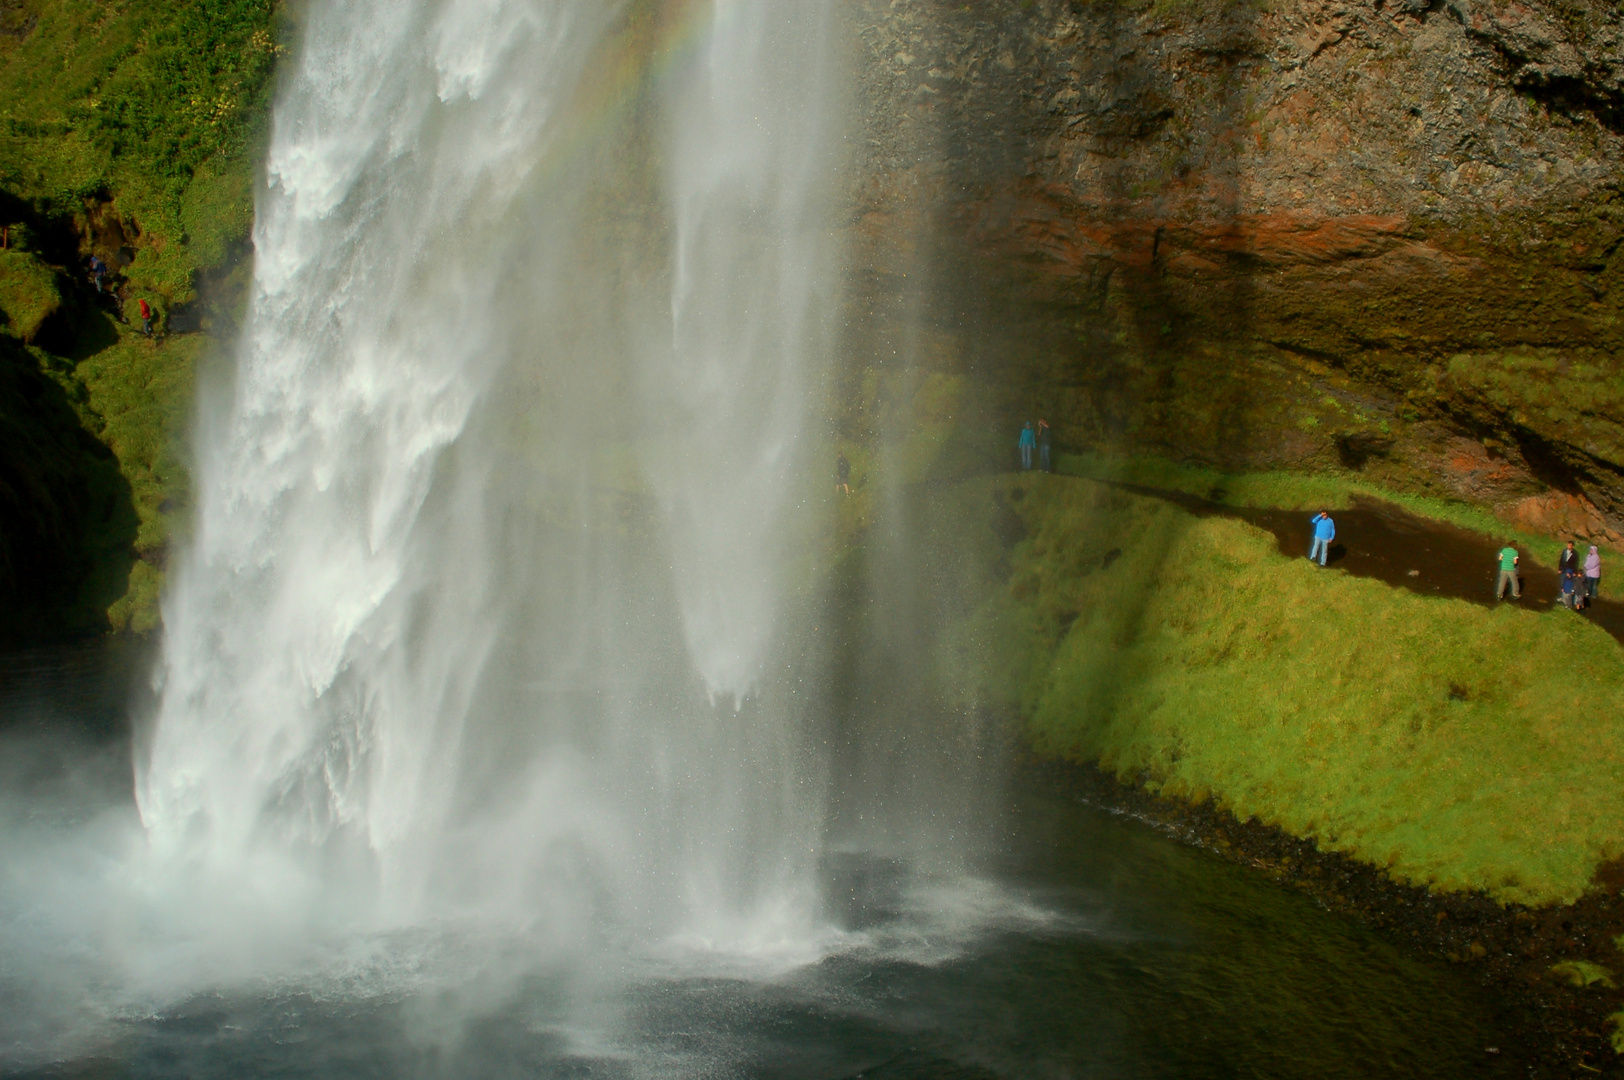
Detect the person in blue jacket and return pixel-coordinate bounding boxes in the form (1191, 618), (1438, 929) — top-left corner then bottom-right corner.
(1309, 510), (1335, 566)
(1018, 421), (1036, 471)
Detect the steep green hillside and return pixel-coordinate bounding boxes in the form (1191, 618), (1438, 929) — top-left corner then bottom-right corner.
(0, 0), (279, 641)
(0, 0), (278, 299)
(823, 353), (1624, 907)
(917, 469), (1624, 907)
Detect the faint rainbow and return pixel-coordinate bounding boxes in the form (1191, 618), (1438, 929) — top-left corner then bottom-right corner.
(531, 0), (742, 185)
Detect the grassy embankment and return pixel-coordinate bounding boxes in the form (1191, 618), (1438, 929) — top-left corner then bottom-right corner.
(0, 0), (279, 641)
(930, 467), (1624, 908)
(830, 364), (1624, 908)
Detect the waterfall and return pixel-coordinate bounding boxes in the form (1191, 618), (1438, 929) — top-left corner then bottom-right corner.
(137, 0), (843, 955)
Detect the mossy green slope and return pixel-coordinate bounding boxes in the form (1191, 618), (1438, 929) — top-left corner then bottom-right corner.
(0, 0), (277, 641)
(0, 0), (279, 300)
(0, 248), (62, 339)
(942, 472), (1624, 907)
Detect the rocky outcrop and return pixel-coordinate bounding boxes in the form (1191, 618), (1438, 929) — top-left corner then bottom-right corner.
(1446, 0), (1624, 122)
(844, 0), (1624, 538)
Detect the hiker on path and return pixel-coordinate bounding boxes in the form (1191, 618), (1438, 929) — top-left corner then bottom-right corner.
(1018, 421), (1035, 471)
(1037, 419), (1053, 472)
(1560, 540), (1580, 580)
(89, 255), (106, 294)
(836, 452), (850, 496)
(138, 298), (152, 337)
(1308, 511), (1335, 566)
(1496, 544), (1521, 599)
(1585, 545), (1602, 601)
(1560, 540), (1582, 609)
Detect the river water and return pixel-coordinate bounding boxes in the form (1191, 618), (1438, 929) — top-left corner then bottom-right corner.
(1, 645), (1518, 1079)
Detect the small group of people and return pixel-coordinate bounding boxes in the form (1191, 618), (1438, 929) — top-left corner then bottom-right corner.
(85, 253), (155, 337)
(1558, 540), (1603, 609)
(1495, 540), (1602, 608)
(1017, 419), (1053, 472)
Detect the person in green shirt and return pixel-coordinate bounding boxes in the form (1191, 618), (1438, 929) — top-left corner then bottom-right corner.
(1496, 545), (1521, 599)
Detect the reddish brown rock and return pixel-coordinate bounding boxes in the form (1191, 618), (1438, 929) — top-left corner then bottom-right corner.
(1509, 491), (1624, 546)
(843, 0), (1624, 534)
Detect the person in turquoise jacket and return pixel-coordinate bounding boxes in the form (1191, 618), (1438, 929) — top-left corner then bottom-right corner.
(1018, 421), (1035, 471)
(1309, 511), (1335, 566)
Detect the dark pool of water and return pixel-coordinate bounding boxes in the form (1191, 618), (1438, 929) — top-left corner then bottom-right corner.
(1, 646), (1520, 1080)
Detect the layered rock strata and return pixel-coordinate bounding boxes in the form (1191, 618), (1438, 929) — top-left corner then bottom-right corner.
(845, 0), (1624, 535)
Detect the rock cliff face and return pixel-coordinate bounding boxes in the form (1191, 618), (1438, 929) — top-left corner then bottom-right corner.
(844, 0), (1624, 537)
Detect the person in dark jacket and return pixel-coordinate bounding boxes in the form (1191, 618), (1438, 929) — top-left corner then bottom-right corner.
(1018, 421), (1035, 471)
(89, 255), (107, 294)
(1308, 511), (1335, 566)
(1559, 540), (1581, 608)
(1036, 419), (1053, 472)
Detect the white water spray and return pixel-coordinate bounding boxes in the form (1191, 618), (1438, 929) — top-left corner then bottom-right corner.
(138, 0), (842, 953)
(0, 6), (1044, 1071)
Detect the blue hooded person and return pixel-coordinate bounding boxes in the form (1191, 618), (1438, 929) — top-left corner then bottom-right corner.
(1018, 421), (1036, 471)
(1309, 510), (1335, 566)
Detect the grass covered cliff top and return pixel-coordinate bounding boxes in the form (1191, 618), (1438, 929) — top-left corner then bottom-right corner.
(0, 0), (279, 641)
(0, 0), (279, 299)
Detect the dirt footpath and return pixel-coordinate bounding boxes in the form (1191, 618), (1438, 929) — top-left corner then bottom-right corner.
(1108, 482), (1624, 645)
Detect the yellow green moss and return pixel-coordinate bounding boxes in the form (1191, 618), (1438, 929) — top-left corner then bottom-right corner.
(943, 472), (1624, 906)
(0, 248), (60, 340)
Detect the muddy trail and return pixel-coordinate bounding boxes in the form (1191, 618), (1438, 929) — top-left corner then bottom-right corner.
(1104, 481), (1624, 646)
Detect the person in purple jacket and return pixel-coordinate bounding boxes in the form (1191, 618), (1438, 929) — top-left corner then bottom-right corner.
(1309, 511), (1335, 567)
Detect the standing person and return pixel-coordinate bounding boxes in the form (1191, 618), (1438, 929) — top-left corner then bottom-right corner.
(88, 254), (106, 294)
(138, 297), (152, 337)
(1036, 419), (1053, 472)
(1496, 544), (1521, 600)
(1559, 540), (1581, 609)
(1585, 545), (1602, 602)
(836, 451), (850, 496)
(1308, 511), (1335, 567)
(1018, 421), (1035, 471)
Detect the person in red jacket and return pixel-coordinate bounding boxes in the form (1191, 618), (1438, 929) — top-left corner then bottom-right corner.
(138, 298), (152, 337)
